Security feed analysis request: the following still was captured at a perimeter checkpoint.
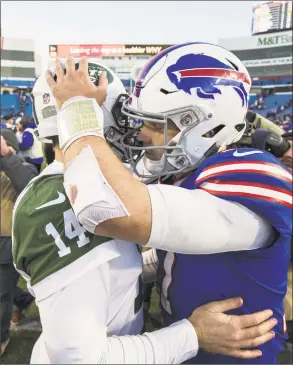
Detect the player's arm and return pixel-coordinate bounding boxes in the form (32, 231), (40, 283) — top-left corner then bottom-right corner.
(144, 185), (276, 253)
(39, 261), (198, 364)
(38, 262), (276, 363)
(63, 139), (274, 254)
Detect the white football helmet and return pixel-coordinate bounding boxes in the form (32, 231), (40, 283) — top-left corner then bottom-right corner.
(121, 42), (252, 178)
(31, 61), (132, 160)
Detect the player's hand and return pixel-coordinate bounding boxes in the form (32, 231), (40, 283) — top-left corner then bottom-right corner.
(284, 140), (292, 158)
(188, 297), (277, 359)
(279, 141), (292, 173)
(46, 56), (108, 109)
(0, 136), (11, 156)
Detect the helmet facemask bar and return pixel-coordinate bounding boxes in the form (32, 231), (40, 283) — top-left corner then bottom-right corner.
(121, 126), (187, 179)
(121, 98), (206, 179)
(104, 125), (128, 161)
(104, 125), (144, 163)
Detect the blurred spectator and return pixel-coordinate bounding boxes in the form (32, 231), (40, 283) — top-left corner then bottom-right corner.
(282, 118), (292, 133)
(0, 130), (38, 357)
(15, 112), (24, 126)
(18, 116), (43, 173)
(15, 89), (30, 113)
(1, 116), (8, 130)
(9, 106), (15, 116)
(2, 116), (17, 133)
(15, 113), (24, 143)
(6, 117), (14, 128)
(251, 91), (268, 111)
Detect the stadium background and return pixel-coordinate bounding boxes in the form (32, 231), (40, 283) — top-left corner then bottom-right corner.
(1, 2), (292, 130)
(0, 1), (292, 363)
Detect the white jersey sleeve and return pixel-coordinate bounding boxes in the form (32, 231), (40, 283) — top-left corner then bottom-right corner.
(146, 185), (275, 254)
(33, 262), (198, 364)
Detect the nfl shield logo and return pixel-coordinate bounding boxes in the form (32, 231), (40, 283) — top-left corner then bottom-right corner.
(42, 93), (50, 104)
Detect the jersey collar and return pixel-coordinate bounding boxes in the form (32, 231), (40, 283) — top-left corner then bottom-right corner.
(40, 160), (64, 176)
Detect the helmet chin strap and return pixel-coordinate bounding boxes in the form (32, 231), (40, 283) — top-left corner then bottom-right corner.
(143, 155), (166, 175)
(190, 142), (221, 171)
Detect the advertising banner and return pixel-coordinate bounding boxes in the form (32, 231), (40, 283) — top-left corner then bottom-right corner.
(49, 44), (172, 57)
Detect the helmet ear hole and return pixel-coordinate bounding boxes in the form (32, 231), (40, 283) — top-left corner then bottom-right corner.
(235, 123), (246, 132)
(202, 124), (225, 138)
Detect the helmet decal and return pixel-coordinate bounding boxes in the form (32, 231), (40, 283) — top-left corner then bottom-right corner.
(166, 53), (250, 106)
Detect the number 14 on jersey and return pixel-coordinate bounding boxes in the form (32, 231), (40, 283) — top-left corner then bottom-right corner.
(45, 208), (90, 257)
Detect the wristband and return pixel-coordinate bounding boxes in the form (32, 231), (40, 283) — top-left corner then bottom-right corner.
(58, 97), (105, 152)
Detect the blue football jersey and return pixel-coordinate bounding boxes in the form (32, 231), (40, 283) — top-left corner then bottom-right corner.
(157, 148), (292, 364)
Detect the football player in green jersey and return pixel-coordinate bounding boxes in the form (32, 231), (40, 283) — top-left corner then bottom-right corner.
(13, 61), (278, 364)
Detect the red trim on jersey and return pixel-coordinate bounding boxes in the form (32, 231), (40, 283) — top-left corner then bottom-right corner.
(196, 168), (292, 185)
(197, 159), (292, 183)
(207, 179), (293, 196)
(199, 187), (293, 209)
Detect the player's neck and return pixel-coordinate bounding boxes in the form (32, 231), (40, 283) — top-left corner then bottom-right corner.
(54, 146), (65, 164)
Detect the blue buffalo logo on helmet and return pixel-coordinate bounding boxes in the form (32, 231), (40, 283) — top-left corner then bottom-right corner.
(166, 53), (250, 107)
(42, 93), (50, 104)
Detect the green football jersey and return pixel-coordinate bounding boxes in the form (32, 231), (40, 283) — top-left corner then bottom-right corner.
(12, 168), (117, 299)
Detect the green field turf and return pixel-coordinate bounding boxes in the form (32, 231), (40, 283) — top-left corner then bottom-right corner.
(1, 278), (40, 364)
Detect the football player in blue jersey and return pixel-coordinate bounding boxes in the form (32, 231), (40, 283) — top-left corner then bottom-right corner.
(46, 42), (292, 364)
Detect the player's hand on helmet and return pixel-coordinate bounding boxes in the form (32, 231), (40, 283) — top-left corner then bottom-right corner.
(46, 56), (108, 109)
(188, 297), (277, 359)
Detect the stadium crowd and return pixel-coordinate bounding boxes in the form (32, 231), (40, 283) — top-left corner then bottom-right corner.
(0, 44), (292, 364)
(249, 90), (292, 133)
